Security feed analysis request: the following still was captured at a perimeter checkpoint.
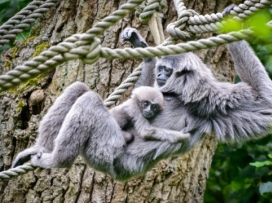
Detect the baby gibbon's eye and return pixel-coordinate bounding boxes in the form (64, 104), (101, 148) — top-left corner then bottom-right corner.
(151, 104), (160, 112)
(142, 101), (150, 108)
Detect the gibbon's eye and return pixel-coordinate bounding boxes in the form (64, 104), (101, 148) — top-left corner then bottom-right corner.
(158, 66), (164, 72)
(151, 104), (160, 112)
(142, 100), (150, 108)
(158, 66), (163, 72)
(164, 67), (173, 76)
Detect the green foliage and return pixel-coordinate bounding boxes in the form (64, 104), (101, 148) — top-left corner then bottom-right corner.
(250, 159), (272, 168)
(0, 0), (33, 62)
(0, 0), (31, 24)
(206, 9), (272, 203)
(205, 137), (272, 203)
(220, 9), (272, 42)
(250, 155), (272, 196)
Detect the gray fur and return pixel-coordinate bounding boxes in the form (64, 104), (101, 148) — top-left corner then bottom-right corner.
(12, 27), (272, 181)
(110, 86), (190, 142)
(115, 28), (272, 178)
(13, 84), (188, 181)
(30, 84), (126, 178)
(12, 82), (90, 168)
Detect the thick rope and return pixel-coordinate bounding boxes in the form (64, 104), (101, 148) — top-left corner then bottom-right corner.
(166, 0), (196, 41)
(0, 163), (36, 180)
(100, 30), (253, 59)
(0, 0), (60, 47)
(187, 0), (272, 33)
(0, 0), (270, 93)
(0, 29), (250, 92)
(104, 65), (142, 107)
(168, 0), (272, 38)
(138, 0), (167, 23)
(0, 30), (259, 92)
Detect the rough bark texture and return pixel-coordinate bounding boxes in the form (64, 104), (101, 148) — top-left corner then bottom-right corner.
(0, 0), (244, 202)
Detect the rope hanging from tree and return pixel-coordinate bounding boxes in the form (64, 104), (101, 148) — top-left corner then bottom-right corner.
(0, 0), (272, 181)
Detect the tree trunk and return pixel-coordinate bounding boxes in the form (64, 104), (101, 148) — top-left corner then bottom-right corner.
(0, 0), (243, 202)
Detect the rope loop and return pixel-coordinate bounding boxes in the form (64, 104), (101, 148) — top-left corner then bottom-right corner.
(166, 9), (197, 40)
(137, 0), (166, 23)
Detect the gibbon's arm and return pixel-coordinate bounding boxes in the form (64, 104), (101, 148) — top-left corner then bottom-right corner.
(142, 127), (190, 143)
(228, 41), (272, 99)
(121, 27), (156, 87)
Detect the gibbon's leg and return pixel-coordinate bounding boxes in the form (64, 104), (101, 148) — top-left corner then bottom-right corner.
(114, 139), (184, 181)
(31, 91), (126, 178)
(12, 82), (90, 168)
(228, 41), (272, 99)
(36, 82), (90, 151)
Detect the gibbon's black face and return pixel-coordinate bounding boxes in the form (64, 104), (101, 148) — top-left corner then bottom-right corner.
(140, 100), (161, 119)
(156, 65), (173, 87)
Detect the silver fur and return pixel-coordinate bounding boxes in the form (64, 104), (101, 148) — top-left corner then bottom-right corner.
(110, 86), (190, 143)
(12, 28), (272, 181)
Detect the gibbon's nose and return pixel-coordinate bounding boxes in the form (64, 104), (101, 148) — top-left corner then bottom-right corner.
(143, 110), (154, 118)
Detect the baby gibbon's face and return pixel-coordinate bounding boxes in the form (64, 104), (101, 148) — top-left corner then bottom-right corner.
(140, 100), (161, 119)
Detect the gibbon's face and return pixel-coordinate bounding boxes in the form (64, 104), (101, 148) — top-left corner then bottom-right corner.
(156, 65), (173, 87)
(140, 100), (161, 119)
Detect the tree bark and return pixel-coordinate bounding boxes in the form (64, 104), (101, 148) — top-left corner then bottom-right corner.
(0, 0), (243, 202)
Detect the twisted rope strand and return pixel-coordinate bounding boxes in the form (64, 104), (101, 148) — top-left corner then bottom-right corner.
(0, 29), (257, 92)
(104, 65), (142, 107)
(100, 29), (253, 59)
(0, 0), (60, 47)
(0, 163), (36, 180)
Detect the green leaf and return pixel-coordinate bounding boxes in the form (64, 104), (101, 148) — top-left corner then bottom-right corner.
(250, 161), (272, 167)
